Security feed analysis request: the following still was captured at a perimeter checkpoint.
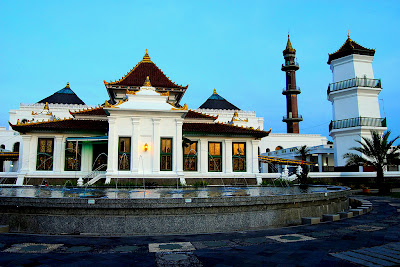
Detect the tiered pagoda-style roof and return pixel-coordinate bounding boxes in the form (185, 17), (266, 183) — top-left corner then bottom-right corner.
(198, 89), (240, 110)
(9, 118), (108, 134)
(283, 34), (296, 55)
(328, 32), (375, 64)
(183, 122), (270, 138)
(38, 83), (86, 105)
(104, 50), (188, 106)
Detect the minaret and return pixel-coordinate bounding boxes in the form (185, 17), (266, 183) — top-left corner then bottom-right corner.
(327, 32), (386, 167)
(282, 35), (302, 133)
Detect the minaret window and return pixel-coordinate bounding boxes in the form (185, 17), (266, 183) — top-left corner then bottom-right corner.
(36, 138), (54, 170)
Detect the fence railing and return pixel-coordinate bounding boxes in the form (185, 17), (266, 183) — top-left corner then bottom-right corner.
(327, 77), (381, 95)
(329, 117), (386, 131)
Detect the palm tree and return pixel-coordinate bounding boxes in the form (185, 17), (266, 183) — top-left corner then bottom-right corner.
(343, 130), (400, 194)
(296, 145), (311, 185)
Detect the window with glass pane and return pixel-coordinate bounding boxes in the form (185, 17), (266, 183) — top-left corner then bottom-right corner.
(65, 141), (82, 171)
(208, 142), (222, 172)
(161, 138), (172, 171)
(183, 142), (197, 171)
(233, 142), (246, 172)
(36, 138), (54, 170)
(118, 137), (131, 170)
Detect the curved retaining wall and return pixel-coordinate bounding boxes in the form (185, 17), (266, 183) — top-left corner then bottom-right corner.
(0, 189), (350, 235)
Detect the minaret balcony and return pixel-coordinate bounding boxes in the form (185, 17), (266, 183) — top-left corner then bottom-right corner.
(281, 62), (299, 71)
(282, 87), (301, 95)
(327, 77), (381, 95)
(282, 115), (303, 122)
(329, 117), (386, 131)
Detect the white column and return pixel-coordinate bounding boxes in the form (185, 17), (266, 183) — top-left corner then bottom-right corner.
(16, 135), (32, 185)
(251, 140), (260, 173)
(106, 117), (116, 183)
(175, 119), (184, 175)
(224, 139), (232, 173)
(132, 118), (140, 173)
(53, 136), (63, 173)
(199, 139), (208, 173)
(152, 118), (161, 173)
(318, 154), (323, 173)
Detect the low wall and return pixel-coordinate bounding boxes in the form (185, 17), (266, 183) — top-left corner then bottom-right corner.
(0, 189), (350, 235)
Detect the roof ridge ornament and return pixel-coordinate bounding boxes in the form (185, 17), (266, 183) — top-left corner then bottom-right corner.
(142, 49), (152, 63)
(213, 88), (217, 94)
(66, 82), (70, 88)
(143, 76), (152, 87)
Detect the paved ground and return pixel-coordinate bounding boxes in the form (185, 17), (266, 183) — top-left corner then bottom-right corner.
(0, 195), (400, 266)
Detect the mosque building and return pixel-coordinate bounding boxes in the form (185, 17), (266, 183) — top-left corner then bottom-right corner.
(5, 51), (269, 186)
(0, 33), (393, 185)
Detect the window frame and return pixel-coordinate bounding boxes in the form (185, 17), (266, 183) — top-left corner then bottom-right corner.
(36, 138), (54, 171)
(208, 142), (222, 172)
(118, 137), (131, 171)
(64, 140), (82, 171)
(160, 138), (173, 171)
(183, 141), (198, 172)
(232, 142), (246, 172)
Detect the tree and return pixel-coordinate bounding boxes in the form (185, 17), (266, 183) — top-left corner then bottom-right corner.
(296, 145), (311, 185)
(343, 130), (400, 194)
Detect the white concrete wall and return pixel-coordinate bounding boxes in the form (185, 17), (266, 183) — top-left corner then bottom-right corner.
(259, 133), (327, 154)
(330, 55), (374, 83)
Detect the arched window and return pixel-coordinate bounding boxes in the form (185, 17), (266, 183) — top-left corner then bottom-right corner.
(266, 148), (270, 153)
(13, 142), (20, 152)
(0, 144), (5, 150)
(21, 119), (28, 123)
(275, 146), (283, 151)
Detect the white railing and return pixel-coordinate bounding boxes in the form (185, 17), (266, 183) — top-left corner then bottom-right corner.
(84, 164), (107, 185)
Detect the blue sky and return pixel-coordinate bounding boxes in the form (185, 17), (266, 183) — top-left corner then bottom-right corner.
(1, 1), (399, 139)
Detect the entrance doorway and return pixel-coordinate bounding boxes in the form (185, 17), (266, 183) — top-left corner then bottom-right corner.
(92, 142), (108, 171)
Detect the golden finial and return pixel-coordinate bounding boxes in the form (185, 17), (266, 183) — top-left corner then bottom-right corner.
(348, 29), (350, 38)
(213, 88), (217, 94)
(142, 49), (152, 63)
(44, 102), (49, 110)
(286, 34), (294, 51)
(143, 76), (152, 87)
(66, 82), (70, 88)
(233, 110), (238, 117)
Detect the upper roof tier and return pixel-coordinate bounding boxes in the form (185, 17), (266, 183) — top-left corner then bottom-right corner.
(199, 89), (240, 110)
(328, 34), (375, 64)
(104, 50), (188, 89)
(38, 83), (86, 105)
(283, 34), (296, 55)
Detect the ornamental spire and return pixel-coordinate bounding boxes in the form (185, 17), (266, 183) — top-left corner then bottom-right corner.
(286, 34), (293, 50)
(66, 82), (70, 88)
(143, 76), (152, 87)
(142, 49), (152, 63)
(213, 88), (217, 94)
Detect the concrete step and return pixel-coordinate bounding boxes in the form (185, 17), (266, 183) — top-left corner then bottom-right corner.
(302, 217), (321, 225)
(338, 211), (353, 219)
(323, 214), (340, 222)
(349, 209), (363, 216)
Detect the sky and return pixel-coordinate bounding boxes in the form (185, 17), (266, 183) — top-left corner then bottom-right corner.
(1, 1), (399, 139)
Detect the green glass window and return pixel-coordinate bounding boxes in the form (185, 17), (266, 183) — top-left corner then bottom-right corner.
(208, 142), (222, 172)
(65, 141), (82, 171)
(118, 137), (131, 171)
(233, 142), (246, 172)
(36, 138), (54, 170)
(183, 142), (197, 171)
(161, 138), (172, 171)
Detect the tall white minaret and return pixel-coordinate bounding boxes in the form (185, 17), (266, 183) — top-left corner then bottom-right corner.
(327, 32), (386, 167)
